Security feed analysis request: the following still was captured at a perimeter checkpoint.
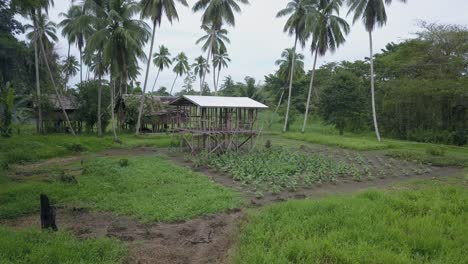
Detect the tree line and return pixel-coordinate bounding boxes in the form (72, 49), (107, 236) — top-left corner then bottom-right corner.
(0, 0), (466, 146)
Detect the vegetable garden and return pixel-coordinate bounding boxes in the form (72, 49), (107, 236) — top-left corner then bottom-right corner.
(189, 146), (437, 197)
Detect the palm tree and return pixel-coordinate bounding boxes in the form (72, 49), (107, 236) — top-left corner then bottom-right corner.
(58, 6), (81, 59)
(192, 0), (249, 29)
(193, 0), (249, 95)
(86, 0), (150, 139)
(151, 45), (172, 92)
(195, 23), (230, 94)
(277, 0), (309, 132)
(62, 55), (79, 88)
(12, 0), (54, 134)
(170, 52), (190, 95)
(213, 48), (230, 92)
(192, 55), (210, 95)
(347, 0), (407, 142)
(136, 0), (188, 135)
(302, 0), (350, 133)
(37, 15), (77, 135)
(58, 5), (91, 84)
(25, 14), (59, 53)
(275, 48), (305, 81)
(88, 51), (108, 137)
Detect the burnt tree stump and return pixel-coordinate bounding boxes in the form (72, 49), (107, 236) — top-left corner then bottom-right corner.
(40, 194), (57, 231)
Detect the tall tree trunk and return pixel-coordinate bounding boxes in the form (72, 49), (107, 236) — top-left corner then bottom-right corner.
(33, 16), (42, 134)
(151, 69), (161, 93)
(201, 34), (214, 95)
(199, 77), (203, 95)
(216, 66), (221, 92)
(97, 71), (102, 137)
(268, 88), (285, 129)
(38, 33), (76, 136)
(301, 48), (319, 133)
(369, 31), (381, 142)
(283, 37), (298, 133)
(213, 62), (217, 95)
(65, 43), (71, 92)
(170, 75), (178, 95)
(110, 79), (118, 141)
(136, 20), (157, 135)
(79, 48), (83, 83)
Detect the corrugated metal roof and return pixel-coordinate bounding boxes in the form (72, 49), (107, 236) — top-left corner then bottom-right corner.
(171, 95), (268, 109)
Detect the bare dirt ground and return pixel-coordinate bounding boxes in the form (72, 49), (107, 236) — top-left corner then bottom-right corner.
(1, 208), (244, 264)
(2, 144), (464, 264)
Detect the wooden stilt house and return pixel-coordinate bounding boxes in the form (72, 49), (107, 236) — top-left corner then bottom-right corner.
(169, 95), (268, 153)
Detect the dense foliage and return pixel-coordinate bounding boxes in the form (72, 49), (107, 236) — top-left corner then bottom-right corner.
(261, 22), (468, 145)
(76, 80), (111, 132)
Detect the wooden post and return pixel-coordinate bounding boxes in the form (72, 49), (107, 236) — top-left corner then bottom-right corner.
(40, 194), (57, 231)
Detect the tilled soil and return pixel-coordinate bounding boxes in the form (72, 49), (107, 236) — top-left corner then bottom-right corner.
(1, 208), (244, 264)
(163, 146), (461, 206)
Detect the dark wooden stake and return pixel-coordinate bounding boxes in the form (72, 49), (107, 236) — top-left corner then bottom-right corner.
(40, 194), (57, 231)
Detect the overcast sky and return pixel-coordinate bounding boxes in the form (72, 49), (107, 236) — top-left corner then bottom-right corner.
(17, 0), (468, 94)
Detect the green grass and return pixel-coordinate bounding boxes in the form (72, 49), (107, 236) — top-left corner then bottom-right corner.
(0, 227), (126, 264)
(0, 156), (243, 221)
(281, 132), (390, 151)
(0, 133), (173, 169)
(233, 180), (468, 264)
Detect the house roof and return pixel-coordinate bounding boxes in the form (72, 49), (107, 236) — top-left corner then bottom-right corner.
(121, 94), (177, 104)
(45, 94), (78, 110)
(169, 95), (269, 109)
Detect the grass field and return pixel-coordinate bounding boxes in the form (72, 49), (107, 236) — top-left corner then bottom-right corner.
(233, 177), (468, 264)
(0, 132), (173, 170)
(0, 156), (243, 221)
(0, 227), (126, 264)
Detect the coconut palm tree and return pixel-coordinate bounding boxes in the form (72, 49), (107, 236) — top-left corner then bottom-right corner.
(302, 0), (350, 133)
(347, 0), (407, 142)
(277, 0), (309, 132)
(213, 48), (230, 93)
(62, 55), (79, 88)
(151, 45), (172, 92)
(58, 5), (91, 84)
(275, 48), (305, 81)
(12, 0), (54, 134)
(195, 23), (230, 94)
(37, 16), (77, 135)
(88, 51), (108, 137)
(58, 6), (81, 59)
(192, 55), (210, 95)
(192, 0), (249, 29)
(193, 0), (249, 95)
(86, 0), (150, 138)
(170, 52), (190, 95)
(136, 0), (188, 135)
(25, 14), (58, 53)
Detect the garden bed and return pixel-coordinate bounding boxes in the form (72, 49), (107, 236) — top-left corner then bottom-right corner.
(183, 146), (459, 203)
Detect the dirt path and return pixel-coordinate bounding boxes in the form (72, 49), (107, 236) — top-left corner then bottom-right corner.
(1, 208), (243, 264)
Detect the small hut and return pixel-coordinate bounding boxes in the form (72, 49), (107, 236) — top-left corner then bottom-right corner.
(39, 94), (81, 133)
(169, 95), (268, 153)
(116, 95), (177, 132)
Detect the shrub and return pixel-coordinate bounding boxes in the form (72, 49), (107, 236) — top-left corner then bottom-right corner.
(118, 159), (129, 167)
(67, 143), (86, 152)
(452, 129), (467, 146)
(265, 139), (272, 149)
(425, 146), (445, 156)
